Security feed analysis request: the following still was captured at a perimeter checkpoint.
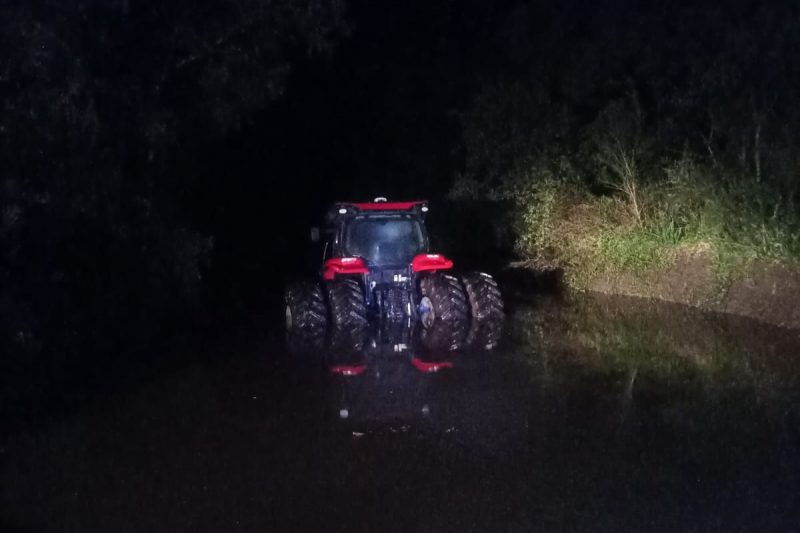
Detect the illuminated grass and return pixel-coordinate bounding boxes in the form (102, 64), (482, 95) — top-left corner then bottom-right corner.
(510, 175), (800, 291)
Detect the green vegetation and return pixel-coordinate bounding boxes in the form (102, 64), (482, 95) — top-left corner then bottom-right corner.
(500, 161), (800, 288)
(450, 3), (800, 289)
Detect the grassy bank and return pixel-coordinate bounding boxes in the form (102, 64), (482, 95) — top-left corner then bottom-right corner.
(506, 163), (800, 292)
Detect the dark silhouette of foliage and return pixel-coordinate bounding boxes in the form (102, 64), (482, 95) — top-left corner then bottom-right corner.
(451, 0), (800, 271)
(0, 0), (346, 363)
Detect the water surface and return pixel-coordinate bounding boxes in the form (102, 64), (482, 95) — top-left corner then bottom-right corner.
(2, 294), (800, 532)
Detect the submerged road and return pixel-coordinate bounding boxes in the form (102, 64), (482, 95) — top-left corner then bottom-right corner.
(2, 295), (800, 532)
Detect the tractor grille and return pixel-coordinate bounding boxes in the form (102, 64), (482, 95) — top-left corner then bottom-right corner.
(382, 286), (412, 318)
(372, 268), (410, 286)
(367, 268), (413, 318)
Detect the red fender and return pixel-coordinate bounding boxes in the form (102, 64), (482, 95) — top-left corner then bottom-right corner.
(323, 257), (369, 280)
(411, 253), (453, 273)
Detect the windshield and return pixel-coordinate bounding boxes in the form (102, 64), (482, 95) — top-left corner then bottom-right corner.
(344, 216), (425, 265)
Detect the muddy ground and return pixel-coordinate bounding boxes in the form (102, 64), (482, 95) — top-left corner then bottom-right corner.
(512, 246), (800, 329)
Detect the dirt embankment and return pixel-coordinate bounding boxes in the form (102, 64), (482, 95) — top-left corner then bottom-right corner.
(504, 247), (800, 330)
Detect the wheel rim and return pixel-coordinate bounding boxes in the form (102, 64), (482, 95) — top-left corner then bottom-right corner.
(419, 296), (435, 329)
(285, 305), (293, 330)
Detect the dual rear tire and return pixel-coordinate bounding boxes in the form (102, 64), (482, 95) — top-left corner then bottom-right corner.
(285, 278), (368, 333)
(284, 281), (327, 330)
(285, 271), (503, 332)
(418, 274), (470, 327)
(461, 272), (504, 322)
(325, 278), (368, 329)
(419, 272), (504, 326)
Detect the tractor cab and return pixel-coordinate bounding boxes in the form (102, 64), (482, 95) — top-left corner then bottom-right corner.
(318, 198), (453, 320)
(324, 198), (430, 268)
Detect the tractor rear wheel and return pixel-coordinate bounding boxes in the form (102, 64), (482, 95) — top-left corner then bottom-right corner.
(285, 281), (327, 330)
(326, 278), (368, 328)
(420, 319), (468, 351)
(461, 272), (504, 321)
(418, 273), (469, 327)
(465, 317), (504, 350)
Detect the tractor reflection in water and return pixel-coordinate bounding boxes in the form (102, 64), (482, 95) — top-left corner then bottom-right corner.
(287, 316), (503, 425)
(284, 198), (505, 425)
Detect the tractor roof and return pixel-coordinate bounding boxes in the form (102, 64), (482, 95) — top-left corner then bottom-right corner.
(334, 198), (428, 214)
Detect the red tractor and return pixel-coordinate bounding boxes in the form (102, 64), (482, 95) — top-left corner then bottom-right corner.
(284, 198), (503, 333)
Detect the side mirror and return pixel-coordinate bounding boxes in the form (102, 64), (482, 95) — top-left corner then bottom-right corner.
(310, 227), (321, 243)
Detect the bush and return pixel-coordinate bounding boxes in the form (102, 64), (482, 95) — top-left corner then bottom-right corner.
(450, 2), (800, 286)
(495, 163), (800, 288)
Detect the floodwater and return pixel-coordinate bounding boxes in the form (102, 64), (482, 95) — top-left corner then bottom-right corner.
(2, 294), (800, 532)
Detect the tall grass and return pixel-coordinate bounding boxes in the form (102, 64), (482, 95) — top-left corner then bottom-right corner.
(504, 155), (800, 288)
